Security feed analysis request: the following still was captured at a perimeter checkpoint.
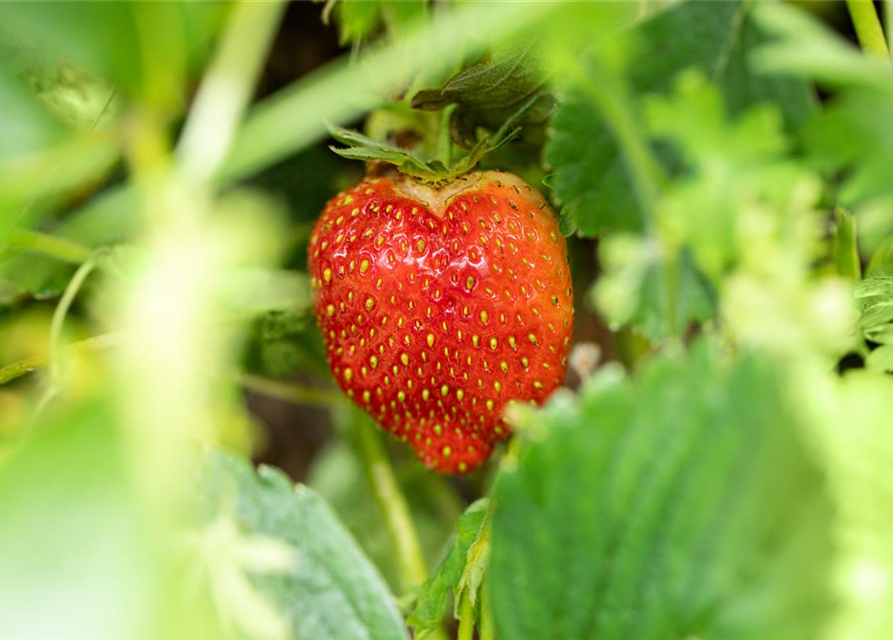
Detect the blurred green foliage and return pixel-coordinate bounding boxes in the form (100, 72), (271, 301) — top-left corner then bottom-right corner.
(545, 0), (815, 238)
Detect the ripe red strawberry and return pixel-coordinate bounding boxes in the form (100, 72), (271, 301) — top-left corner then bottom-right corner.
(308, 170), (573, 474)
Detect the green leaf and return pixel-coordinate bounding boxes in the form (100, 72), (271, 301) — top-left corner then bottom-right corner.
(855, 274), (893, 300)
(594, 237), (715, 341)
(855, 272), (893, 368)
(411, 37), (553, 148)
(246, 310), (330, 378)
(807, 89), (893, 208)
(328, 126), (444, 180)
(408, 499), (488, 639)
(191, 448), (411, 640)
(545, 0), (816, 237)
(866, 235), (893, 276)
(865, 343), (893, 372)
(490, 341), (835, 640)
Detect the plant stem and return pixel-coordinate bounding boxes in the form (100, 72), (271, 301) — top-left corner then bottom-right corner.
(0, 332), (122, 386)
(847, 0), (891, 60)
(239, 373), (344, 408)
(4, 229), (91, 264)
(353, 420), (429, 593)
(886, 0), (893, 57)
(29, 258), (98, 416)
(48, 260), (97, 380)
(663, 247), (680, 343)
(456, 590), (475, 640)
(480, 574), (496, 640)
(436, 105), (456, 168)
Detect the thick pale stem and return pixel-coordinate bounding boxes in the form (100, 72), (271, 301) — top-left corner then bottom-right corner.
(354, 420), (429, 591)
(48, 259), (97, 382)
(0, 333), (122, 386)
(436, 104), (456, 168)
(177, 0), (288, 183)
(480, 575), (496, 640)
(847, 0), (891, 60)
(456, 590), (475, 640)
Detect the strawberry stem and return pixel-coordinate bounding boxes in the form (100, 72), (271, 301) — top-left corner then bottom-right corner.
(457, 590), (475, 640)
(436, 104), (456, 167)
(480, 574), (496, 640)
(239, 374), (345, 408)
(31, 258), (99, 417)
(354, 416), (430, 592)
(0, 332), (123, 386)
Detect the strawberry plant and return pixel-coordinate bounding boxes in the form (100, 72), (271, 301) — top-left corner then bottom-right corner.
(2, 2), (893, 639)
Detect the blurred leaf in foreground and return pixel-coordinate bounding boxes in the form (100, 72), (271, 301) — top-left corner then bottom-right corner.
(799, 369), (893, 639)
(0, 400), (165, 639)
(188, 448), (410, 640)
(0, 2), (223, 107)
(490, 341), (835, 640)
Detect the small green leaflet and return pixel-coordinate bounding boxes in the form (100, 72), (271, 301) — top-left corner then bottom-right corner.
(489, 341), (835, 640)
(407, 498), (488, 639)
(328, 111), (527, 186)
(855, 275), (893, 372)
(188, 448), (410, 640)
(545, 0), (816, 238)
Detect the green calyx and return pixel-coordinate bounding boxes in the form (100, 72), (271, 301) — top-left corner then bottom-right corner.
(327, 93), (542, 187)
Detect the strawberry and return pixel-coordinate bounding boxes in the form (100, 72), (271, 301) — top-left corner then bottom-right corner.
(308, 170), (573, 474)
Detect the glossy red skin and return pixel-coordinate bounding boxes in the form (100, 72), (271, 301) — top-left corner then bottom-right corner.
(308, 170), (574, 474)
